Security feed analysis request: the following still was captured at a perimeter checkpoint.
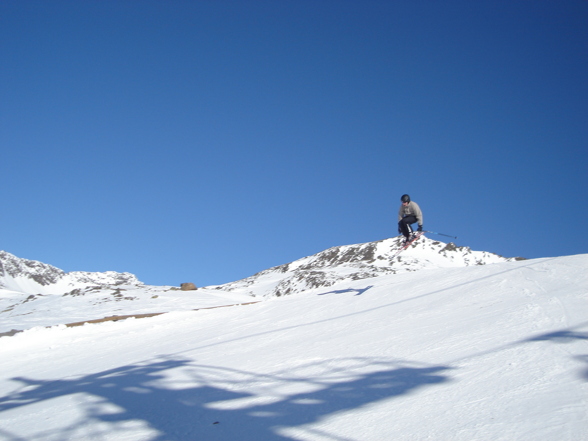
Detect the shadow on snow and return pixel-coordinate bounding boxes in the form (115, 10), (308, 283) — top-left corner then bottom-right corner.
(0, 357), (452, 440)
(317, 285), (374, 296)
(524, 322), (588, 383)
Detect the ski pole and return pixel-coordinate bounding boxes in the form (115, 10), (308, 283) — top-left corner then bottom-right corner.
(424, 230), (458, 239)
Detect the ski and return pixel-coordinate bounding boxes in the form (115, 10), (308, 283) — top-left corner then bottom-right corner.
(392, 231), (424, 259)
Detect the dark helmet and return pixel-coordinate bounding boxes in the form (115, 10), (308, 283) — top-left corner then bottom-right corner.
(401, 194), (411, 203)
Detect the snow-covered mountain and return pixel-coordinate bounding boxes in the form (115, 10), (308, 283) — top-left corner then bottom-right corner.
(0, 236), (523, 334)
(0, 250), (141, 295)
(211, 235), (523, 297)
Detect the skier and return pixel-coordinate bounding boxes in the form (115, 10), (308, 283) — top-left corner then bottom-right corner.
(398, 194), (423, 244)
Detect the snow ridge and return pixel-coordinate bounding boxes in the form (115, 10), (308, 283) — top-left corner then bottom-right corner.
(212, 235), (522, 297)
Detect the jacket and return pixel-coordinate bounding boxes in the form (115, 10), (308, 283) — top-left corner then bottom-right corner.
(398, 201), (423, 226)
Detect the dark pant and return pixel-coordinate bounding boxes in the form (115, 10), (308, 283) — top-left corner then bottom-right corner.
(398, 216), (417, 239)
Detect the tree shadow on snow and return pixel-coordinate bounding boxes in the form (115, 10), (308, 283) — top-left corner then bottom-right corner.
(0, 357), (452, 440)
(526, 329), (588, 343)
(523, 322), (588, 383)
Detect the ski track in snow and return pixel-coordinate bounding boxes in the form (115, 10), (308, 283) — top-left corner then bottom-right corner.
(0, 250), (587, 440)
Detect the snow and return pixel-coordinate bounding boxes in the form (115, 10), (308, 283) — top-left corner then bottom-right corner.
(0, 251), (587, 440)
(0, 285), (254, 333)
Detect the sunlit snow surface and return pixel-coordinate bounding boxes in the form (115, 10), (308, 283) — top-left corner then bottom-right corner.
(1, 236), (516, 333)
(0, 241), (586, 440)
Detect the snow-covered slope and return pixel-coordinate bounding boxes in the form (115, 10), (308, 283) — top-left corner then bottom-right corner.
(0, 237), (519, 333)
(0, 253), (586, 440)
(212, 235), (523, 297)
(0, 250), (254, 334)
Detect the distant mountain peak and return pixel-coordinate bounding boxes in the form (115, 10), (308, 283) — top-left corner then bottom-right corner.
(0, 250), (142, 295)
(0, 250), (65, 287)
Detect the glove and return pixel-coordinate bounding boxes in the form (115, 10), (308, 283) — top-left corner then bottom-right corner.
(398, 226), (402, 235)
(417, 225), (423, 232)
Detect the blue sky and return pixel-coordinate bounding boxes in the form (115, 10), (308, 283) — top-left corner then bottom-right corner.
(1, 1), (587, 287)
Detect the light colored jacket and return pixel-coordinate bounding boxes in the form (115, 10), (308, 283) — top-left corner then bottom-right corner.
(398, 201), (423, 226)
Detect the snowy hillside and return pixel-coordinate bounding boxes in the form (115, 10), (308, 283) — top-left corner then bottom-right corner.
(0, 250), (254, 335)
(0, 236), (518, 334)
(212, 236), (523, 297)
(0, 252), (586, 440)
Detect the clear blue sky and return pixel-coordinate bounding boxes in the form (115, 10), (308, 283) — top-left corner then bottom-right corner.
(1, 1), (587, 287)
